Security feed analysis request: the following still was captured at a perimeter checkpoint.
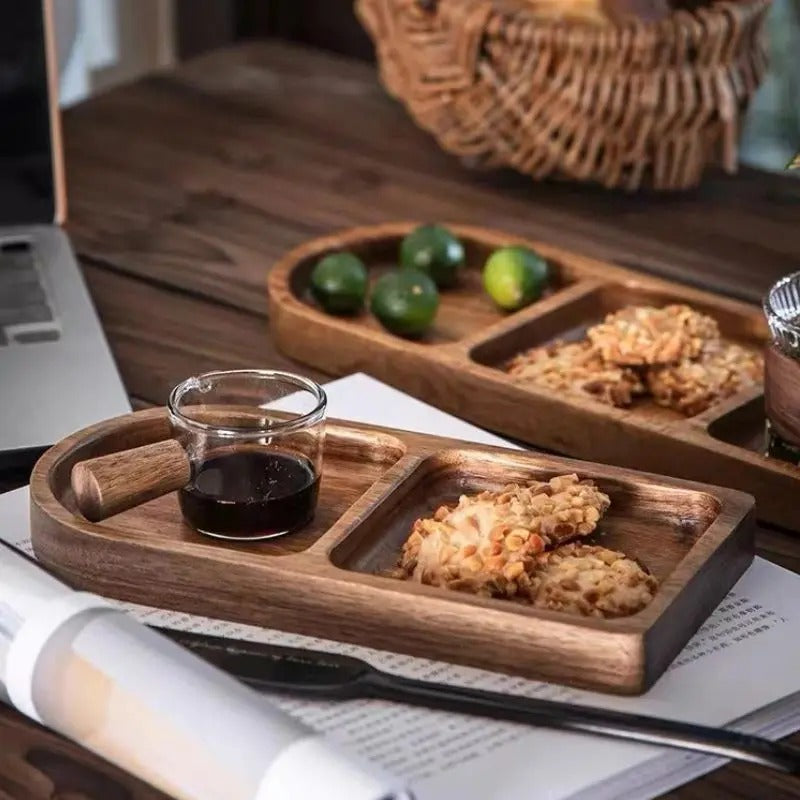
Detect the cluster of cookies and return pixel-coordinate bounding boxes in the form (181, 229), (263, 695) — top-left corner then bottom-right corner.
(394, 474), (657, 619)
(506, 304), (763, 416)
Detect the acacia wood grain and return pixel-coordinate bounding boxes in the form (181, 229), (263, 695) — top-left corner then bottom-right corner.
(30, 408), (754, 695)
(71, 440), (192, 522)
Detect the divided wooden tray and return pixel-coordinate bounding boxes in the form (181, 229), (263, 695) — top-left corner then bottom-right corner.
(30, 409), (754, 695)
(267, 223), (798, 529)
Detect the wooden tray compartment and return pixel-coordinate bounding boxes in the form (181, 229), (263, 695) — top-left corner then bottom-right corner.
(267, 223), (800, 530)
(470, 281), (766, 426)
(283, 225), (578, 347)
(331, 449), (722, 586)
(471, 282), (764, 366)
(40, 410), (408, 557)
(31, 409), (754, 695)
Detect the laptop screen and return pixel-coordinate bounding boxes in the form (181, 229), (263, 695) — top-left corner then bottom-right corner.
(0, 1), (55, 225)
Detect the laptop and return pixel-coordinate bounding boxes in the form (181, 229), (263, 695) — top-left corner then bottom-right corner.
(0, 0), (129, 460)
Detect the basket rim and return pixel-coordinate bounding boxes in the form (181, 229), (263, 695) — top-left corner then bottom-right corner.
(478, 0), (770, 36)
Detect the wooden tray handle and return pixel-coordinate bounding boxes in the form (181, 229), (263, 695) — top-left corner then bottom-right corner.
(71, 440), (192, 522)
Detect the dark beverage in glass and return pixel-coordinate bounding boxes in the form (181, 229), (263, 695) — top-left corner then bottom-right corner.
(179, 451), (320, 539)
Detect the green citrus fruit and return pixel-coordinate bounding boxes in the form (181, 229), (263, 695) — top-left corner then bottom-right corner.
(370, 269), (439, 337)
(482, 246), (550, 311)
(400, 224), (464, 288)
(310, 251), (368, 314)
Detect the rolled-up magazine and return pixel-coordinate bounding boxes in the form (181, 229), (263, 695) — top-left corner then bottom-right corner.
(0, 540), (411, 800)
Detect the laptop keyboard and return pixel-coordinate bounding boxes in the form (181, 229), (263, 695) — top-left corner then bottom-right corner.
(0, 239), (60, 345)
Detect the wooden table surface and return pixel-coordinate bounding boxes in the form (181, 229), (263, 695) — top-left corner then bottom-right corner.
(3, 39), (800, 800)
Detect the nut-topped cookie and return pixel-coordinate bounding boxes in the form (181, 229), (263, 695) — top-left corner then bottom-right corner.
(647, 341), (763, 416)
(398, 474), (611, 598)
(530, 543), (658, 618)
(505, 340), (645, 407)
(587, 304), (719, 366)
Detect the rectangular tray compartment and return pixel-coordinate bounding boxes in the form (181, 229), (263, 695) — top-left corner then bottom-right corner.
(331, 449), (721, 584)
(471, 281), (765, 369)
(322, 445), (752, 692)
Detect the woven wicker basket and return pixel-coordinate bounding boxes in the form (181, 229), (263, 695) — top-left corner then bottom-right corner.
(357, 0), (771, 190)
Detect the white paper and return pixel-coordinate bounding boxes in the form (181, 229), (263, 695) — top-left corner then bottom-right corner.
(4, 372), (800, 800)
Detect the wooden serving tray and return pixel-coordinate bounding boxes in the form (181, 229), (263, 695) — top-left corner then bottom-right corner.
(267, 223), (798, 530)
(31, 409), (755, 695)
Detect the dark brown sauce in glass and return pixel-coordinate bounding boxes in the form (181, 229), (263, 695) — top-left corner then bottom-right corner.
(179, 450), (319, 539)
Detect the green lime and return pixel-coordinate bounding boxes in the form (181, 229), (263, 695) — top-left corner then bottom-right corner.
(400, 224), (464, 288)
(482, 246), (550, 311)
(370, 269), (439, 338)
(310, 251), (368, 314)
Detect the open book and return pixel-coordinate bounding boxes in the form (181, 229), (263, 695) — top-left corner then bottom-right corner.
(3, 373), (800, 800)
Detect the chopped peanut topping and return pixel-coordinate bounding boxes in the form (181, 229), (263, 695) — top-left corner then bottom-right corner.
(398, 475), (612, 604)
(587, 304), (719, 367)
(647, 341), (763, 416)
(506, 340), (645, 407)
(530, 543), (657, 618)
